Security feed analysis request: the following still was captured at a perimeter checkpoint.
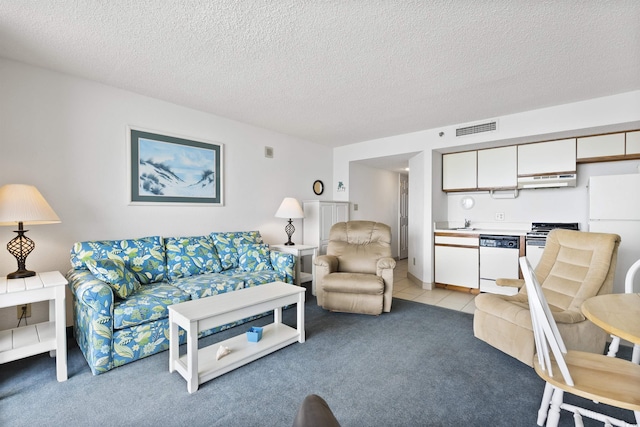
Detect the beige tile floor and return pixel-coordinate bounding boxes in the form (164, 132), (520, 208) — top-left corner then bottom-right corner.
(393, 258), (477, 314)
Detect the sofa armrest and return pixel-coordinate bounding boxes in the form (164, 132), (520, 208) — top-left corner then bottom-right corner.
(66, 269), (116, 375)
(314, 255), (338, 273)
(552, 309), (586, 324)
(314, 255), (338, 306)
(377, 257), (396, 313)
(496, 278), (524, 289)
(270, 250), (295, 284)
(67, 269), (114, 315)
(376, 257), (396, 273)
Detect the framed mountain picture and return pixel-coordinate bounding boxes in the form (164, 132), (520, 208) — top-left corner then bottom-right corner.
(128, 127), (223, 205)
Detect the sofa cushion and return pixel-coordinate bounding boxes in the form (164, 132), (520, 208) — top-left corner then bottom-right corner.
(211, 231), (263, 270)
(238, 244), (273, 272)
(228, 270), (284, 287)
(322, 273), (384, 295)
(113, 282), (190, 329)
(112, 318), (178, 369)
(85, 258), (141, 299)
(70, 236), (166, 284)
(165, 235), (222, 280)
(171, 273), (244, 299)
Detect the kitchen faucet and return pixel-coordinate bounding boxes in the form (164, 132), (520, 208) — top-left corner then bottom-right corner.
(464, 219), (471, 228)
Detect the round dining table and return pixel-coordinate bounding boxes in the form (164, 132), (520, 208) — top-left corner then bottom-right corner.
(582, 293), (640, 350)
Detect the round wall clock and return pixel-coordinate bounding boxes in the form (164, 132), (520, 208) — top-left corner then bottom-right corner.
(313, 180), (324, 195)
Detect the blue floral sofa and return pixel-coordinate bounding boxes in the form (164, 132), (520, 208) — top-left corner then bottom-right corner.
(66, 231), (294, 375)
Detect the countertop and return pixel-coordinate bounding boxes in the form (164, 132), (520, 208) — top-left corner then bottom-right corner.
(434, 222), (529, 236)
(434, 228), (528, 236)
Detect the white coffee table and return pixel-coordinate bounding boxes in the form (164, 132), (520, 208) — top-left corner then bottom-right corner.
(169, 281), (305, 393)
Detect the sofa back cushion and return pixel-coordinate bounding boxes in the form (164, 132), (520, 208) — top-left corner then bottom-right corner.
(210, 231), (263, 270)
(85, 258), (141, 299)
(70, 236), (166, 284)
(238, 244), (273, 272)
(165, 235), (222, 280)
(532, 229), (620, 313)
(327, 221), (392, 274)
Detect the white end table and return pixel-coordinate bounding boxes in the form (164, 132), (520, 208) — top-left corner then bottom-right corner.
(0, 271), (68, 382)
(271, 244), (318, 294)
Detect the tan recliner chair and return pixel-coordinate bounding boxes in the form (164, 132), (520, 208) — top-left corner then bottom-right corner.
(473, 229), (621, 367)
(314, 221), (396, 315)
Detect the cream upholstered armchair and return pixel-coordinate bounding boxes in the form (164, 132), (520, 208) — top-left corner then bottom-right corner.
(314, 221), (396, 315)
(473, 229), (621, 367)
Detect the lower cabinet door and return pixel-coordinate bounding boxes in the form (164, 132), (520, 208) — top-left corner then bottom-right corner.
(435, 245), (479, 289)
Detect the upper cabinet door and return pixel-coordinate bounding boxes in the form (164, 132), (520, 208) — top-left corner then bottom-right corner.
(577, 133), (625, 160)
(517, 138), (576, 176)
(627, 131), (640, 155)
(442, 151), (477, 191)
(477, 146), (517, 189)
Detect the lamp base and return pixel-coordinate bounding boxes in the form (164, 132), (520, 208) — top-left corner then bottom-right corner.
(6, 223), (37, 280)
(284, 219), (296, 246)
(7, 269), (36, 279)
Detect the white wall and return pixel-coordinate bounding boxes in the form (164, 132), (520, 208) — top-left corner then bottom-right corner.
(0, 58), (333, 328)
(349, 163), (400, 258)
(333, 90), (640, 286)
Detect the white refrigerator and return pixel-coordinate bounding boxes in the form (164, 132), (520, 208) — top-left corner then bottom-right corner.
(588, 173), (640, 294)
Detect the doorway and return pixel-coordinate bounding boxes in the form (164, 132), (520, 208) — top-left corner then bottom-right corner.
(399, 173), (409, 260)
(350, 155), (416, 260)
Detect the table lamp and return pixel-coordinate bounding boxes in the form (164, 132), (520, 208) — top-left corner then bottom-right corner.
(0, 184), (61, 279)
(275, 197), (304, 246)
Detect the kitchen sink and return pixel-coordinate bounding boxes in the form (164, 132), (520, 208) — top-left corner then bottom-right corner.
(449, 227), (476, 231)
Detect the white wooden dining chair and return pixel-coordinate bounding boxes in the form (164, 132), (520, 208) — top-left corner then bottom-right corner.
(520, 256), (640, 427)
(607, 258), (640, 363)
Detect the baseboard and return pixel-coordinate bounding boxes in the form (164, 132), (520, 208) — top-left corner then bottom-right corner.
(434, 283), (480, 295)
(407, 271), (433, 290)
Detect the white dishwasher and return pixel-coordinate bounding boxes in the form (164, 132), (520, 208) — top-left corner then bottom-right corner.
(479, 235), (520, 296)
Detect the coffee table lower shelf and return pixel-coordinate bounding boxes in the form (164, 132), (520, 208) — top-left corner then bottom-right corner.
(173, 323), (299, 386)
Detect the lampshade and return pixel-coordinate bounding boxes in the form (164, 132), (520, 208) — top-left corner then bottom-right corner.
(275, 197), (304, 219)
(0, 184), (60, 279)
(0, 184), (61, 226)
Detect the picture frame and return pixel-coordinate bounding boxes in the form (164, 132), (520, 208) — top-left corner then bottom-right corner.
(128, 127), (223, 205)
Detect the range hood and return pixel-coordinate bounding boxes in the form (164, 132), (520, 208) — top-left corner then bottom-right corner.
(517, 173), (577, 189)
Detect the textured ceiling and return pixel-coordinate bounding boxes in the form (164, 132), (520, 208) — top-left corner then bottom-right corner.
(0, 1), (639, 147)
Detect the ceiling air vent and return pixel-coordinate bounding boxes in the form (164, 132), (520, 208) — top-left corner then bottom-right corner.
(456, 121), (497, 137)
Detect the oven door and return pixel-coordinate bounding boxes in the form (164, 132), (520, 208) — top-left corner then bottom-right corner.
(525, 238), (546, 269)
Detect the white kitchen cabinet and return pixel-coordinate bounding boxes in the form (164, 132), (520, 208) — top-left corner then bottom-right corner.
(517, 138), (576, 176)
(434, 234), (479, 289)
(442, 151), (477, 191)
(303, 200), (349, 255)
(477, 146), (517, 189)
(577, 133), (625, 160)
(627, 131), (640, 155)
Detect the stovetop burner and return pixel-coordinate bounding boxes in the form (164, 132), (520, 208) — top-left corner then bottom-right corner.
(527, 222), (580, 238)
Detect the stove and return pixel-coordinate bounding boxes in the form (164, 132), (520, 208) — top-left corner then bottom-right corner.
(526, 222), (580, 238)
(525, 222), (580, 268)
